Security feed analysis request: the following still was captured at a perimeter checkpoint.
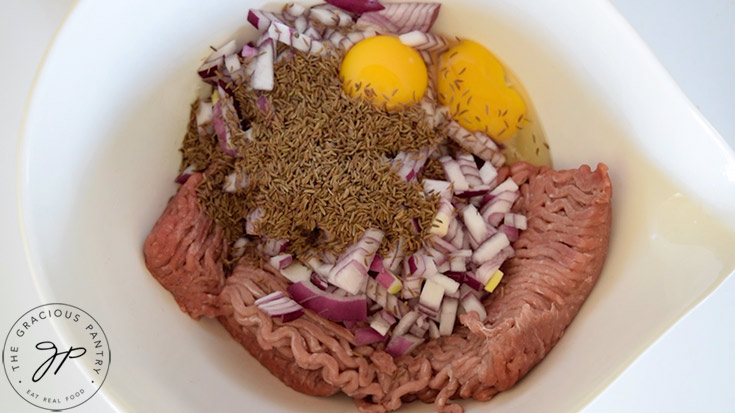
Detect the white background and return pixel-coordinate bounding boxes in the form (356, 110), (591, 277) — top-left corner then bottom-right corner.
(1, 1), (733, 412)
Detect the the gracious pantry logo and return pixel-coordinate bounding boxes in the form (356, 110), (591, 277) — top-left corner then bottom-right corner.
(2, 303), (110, 410)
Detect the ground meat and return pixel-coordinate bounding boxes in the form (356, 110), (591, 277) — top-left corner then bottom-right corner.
(142, 162), (612, 412)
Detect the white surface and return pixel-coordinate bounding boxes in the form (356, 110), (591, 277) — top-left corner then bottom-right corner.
(1, 1), (733, 412)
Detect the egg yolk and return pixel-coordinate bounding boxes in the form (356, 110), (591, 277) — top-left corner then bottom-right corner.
(340, 36), (427, 108)
(438, 40), (526, 142)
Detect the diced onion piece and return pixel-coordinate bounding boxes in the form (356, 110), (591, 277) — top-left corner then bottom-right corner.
(287, 281), (367, 321)
(356, 2), (440, 34)
(429, 198), (454, 237)
(402, 278), (423, 299)
(375, 270), (402, 294)
(269, 253), (293, 270)
(473, 232), (510, 265)
(284, 2), (307, 17)
(330, 228), (384, 294)
(392, 310), (420, 336)
(251, 39), (275, 90)
(504, 213), (528, 230)
(484, 269), (504, 293)
(204, 39), (238, 63)
(260, 238), (289, 256)
(473, 246), (515, 285)
(462, 204), (490, 243)
(385, 334), (424, 358)
(440, 156), (469, 192)
(370, 318), (392, 336)
(428, 320), (440, 339)
(256, 291), (304, 322)
(310, 272), (330, 290)
(224, 53), (241, 74)
(456, 153), (483, 186)
(498, 224), (520, 242)
(382, 238), (405, 275)
(460, 291), (487, 321)
(247, 9), (282, 32)
(325, 0), (385, 13)
(489, 177), (519, 197)
(196, 101), (213, 126)
(309, 5), (353, 27)
(463, 271), (483, 291)
(439, 297), (458, 336)
(354, 327), (387, 345)
(479, 161), (498, 184)
(398, 30), (448, 52)
(425, 273), (459, 294)
(369, 310), (397, 335)
(423, 179), (452, 199)
(419, 279), (444, 313)
(279, 261), (311, 283)
(268, 21), (325, 54)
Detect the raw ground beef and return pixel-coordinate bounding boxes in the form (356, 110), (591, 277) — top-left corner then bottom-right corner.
(143, 161), (612, 412)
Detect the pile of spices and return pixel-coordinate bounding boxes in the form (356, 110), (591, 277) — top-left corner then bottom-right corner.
(182, 50), (446, 257)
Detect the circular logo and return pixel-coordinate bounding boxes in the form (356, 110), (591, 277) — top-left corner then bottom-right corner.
(2, 303), (111, 410)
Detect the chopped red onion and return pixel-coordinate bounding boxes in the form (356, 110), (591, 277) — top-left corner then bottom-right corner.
(375, 269), (402, 294)
(385, 334), (424, 357)
(474, 246), (514, 285)
(504, 213), (528, 230)
(456, 153), (483, 187)
(473, 232), (510, 265)
(287, 281), (367, 322)
(204, 39), (238, 64)
(479, 161), (498, 185)
(422, 179), (452, 199)
(250, 38), (275, 90)
(392, 310), (420, 336)
(409, 314), (431, 336)
(310, 272), (330, 290)
(268, 21), (326, 54)
(398, 30), (448, 52)
(283, 2), (307, 17)
(247, 9), (283, 32)
(356, 2), (440, 34)
(269, 253), (293, 270)
(425, 273), (460, 294)
(489, 177), (520, 197)
(382, 238), (405, 275)
(460, 291), (487, 321)
(330, 228), (384, 294)
(498, 224), (519, 242)
(325, 0), (385, 13)
(438, 297), (458, 336)
(462, 204), (491, 244)
(429, 198), (455, 237)
(418, 279), (444, 315)
(463, 272), (483, 291)
(354, 327), (388, 345)
(279, 261), (312, 283)
(309, 4), (353, 27)
(256, 291), (304, 322)
(260, 237), (289, 256)
(428, 320), (440, 339)
(440, 156), (469, 193)
(196, 101), (213, 126)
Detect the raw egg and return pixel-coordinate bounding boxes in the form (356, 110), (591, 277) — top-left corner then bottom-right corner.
(438, 40), (526, 142)
(340, 36), (427, 108)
